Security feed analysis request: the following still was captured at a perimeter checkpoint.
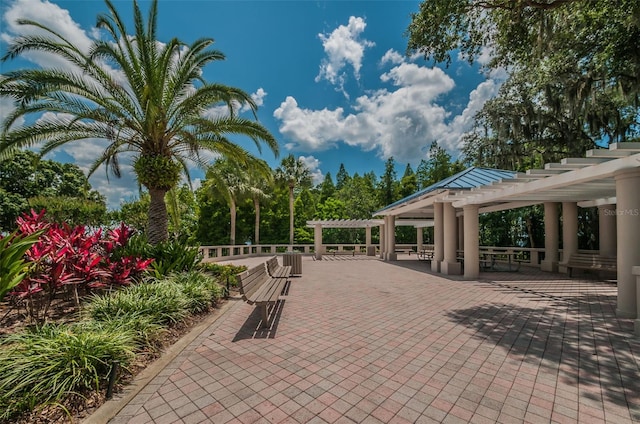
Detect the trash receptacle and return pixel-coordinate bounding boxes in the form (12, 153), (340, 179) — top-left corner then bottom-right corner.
(283, 252), (302, 275)
(366, 245), (376, 256)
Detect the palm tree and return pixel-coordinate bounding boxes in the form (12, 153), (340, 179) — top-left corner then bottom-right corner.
(0, 0), (278, 244)
(275, 154), (311, 246)
(205, 159), (248, 246)
(246, 159), (273, 245)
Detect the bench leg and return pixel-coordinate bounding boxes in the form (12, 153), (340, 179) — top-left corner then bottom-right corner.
(258, 304), (270, 328)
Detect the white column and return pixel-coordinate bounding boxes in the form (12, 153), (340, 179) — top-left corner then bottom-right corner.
(432, 202), (444, 272)
(386, 215), (397, 261)
(541, 202), (559, 272)
(417, 227), (423, 251)
(379, 223), (385, 259)
(615, 169), (640, 318)
(314, 223), (323, 260)
(560, 202), (578, 272)
(634, 267), (640, 336)
(441, 202), (461, 275)
(598, 204), (617, 257)
(463, 205), (480, 279)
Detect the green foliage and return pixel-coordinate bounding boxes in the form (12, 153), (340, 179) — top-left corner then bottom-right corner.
(0, 268), (223, 420)
(28, 196), (107, 227)
(0, 151), (106, 231)
(0, 229), (42, 301)
(114, 194), (150, 233)
(86, 279), (190, 325)
(85, 312), (167, 350)
(0, 323), (137, 421)
(116, 234), (202, 277)
(1, 0), (278, 244)
(167, 271), (224, 313)
(133, 155), (182, 191)
(86, 272), (222, 325)
(378, 157), (399, 206)
(409, 0), (640, 159)
(198, 262), (247, 287)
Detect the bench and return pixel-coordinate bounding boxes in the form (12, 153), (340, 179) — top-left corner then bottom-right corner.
(565, 253), (617, 278)
(395, 248), (414, 255)
(236, 263), (288, 328)
(417, 249), (434, 261)
(327, 249), (355, 257)
(266, 256), (292, 279)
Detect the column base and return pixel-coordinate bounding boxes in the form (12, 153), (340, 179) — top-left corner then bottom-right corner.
(441, 261), (461, 275)
(540, 260), (558, 273)
(386, 253), (398, 261)
(617, 308), (637, 319)
(315, 252), (322, 260)
(431, 260), (441, 272)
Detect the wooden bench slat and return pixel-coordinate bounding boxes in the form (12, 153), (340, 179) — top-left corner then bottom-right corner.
(266, 256), (292, 279)
(566, 253), (617, 277)
(236, 261), (290, 328)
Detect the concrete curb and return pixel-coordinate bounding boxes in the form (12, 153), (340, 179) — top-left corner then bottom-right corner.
(83, 299), (236, 424)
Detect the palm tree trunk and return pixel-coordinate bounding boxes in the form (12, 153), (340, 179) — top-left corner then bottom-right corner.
(148, 188), (169, 245)
(254, 197), (260, 245)
(289, 186), (294, 246)
(230, 199), (237, 245)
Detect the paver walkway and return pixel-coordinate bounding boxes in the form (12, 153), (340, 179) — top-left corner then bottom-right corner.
(108, 256), (640, 423)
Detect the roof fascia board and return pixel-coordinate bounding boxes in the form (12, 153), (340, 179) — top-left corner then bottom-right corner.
(452, 153), (640, 208)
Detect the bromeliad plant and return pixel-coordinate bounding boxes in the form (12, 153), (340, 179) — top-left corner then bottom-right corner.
(8, 210), (153, 323)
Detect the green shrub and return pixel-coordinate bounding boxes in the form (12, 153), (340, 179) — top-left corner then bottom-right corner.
(0, 323), (136, 421)
(168, 271), (224, 313)
(116, 234), (202, 277)
(85, 279), (190, 325)
(198, 262), (247, 287)
(0, 229), (42, 301)
(85, 312), (167, 349)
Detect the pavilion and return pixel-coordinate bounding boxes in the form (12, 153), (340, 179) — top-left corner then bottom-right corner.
(373, 142), (640, 332)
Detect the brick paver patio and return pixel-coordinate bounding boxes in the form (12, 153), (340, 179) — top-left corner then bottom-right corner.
(108, 256), (640, 423)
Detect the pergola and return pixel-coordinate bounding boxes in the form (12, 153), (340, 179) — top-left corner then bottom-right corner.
(374, 142), (640, 330)
(306, 219), (433, 259)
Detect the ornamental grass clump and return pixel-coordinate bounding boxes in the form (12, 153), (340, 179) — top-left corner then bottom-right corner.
(85, 279), (190, 326)
(0, 322), (137, 421)
(168, 271), (225, 313)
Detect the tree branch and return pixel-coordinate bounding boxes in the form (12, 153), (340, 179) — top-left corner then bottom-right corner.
(474, 0), (580, 11)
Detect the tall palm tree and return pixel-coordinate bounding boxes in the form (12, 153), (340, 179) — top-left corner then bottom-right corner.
(246, 159), (273, 245)
(275, 154), (311, 246)
(205, 159), (248, 246)
(0, 0), (278, 244)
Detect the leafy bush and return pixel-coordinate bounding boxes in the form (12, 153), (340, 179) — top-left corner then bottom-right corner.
(0, 229), (42, 301)
(85, 279), (190, 325)
(84, 313), (167, 350)
(8, 211), (153, 323)
(116, 234), (202, 277)
(198, 262), (247, 288)
(0, 323), (137, 421)
(168, 271), (224, 313)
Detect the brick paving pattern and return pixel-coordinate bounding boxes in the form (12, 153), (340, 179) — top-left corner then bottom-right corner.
(110, 256), (640, 423)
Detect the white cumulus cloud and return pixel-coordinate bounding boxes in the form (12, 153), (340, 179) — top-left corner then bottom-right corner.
(275, 49), (502, 163)
(299, 155), (324, 185)
(315, 16), (375, 97)
(2, 0), (93, 70)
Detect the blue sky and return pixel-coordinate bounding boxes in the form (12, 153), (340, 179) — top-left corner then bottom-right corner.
(0, 0), (505, 209)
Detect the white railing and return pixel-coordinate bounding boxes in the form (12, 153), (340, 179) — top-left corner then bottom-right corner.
(199, 243), (565, 266)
